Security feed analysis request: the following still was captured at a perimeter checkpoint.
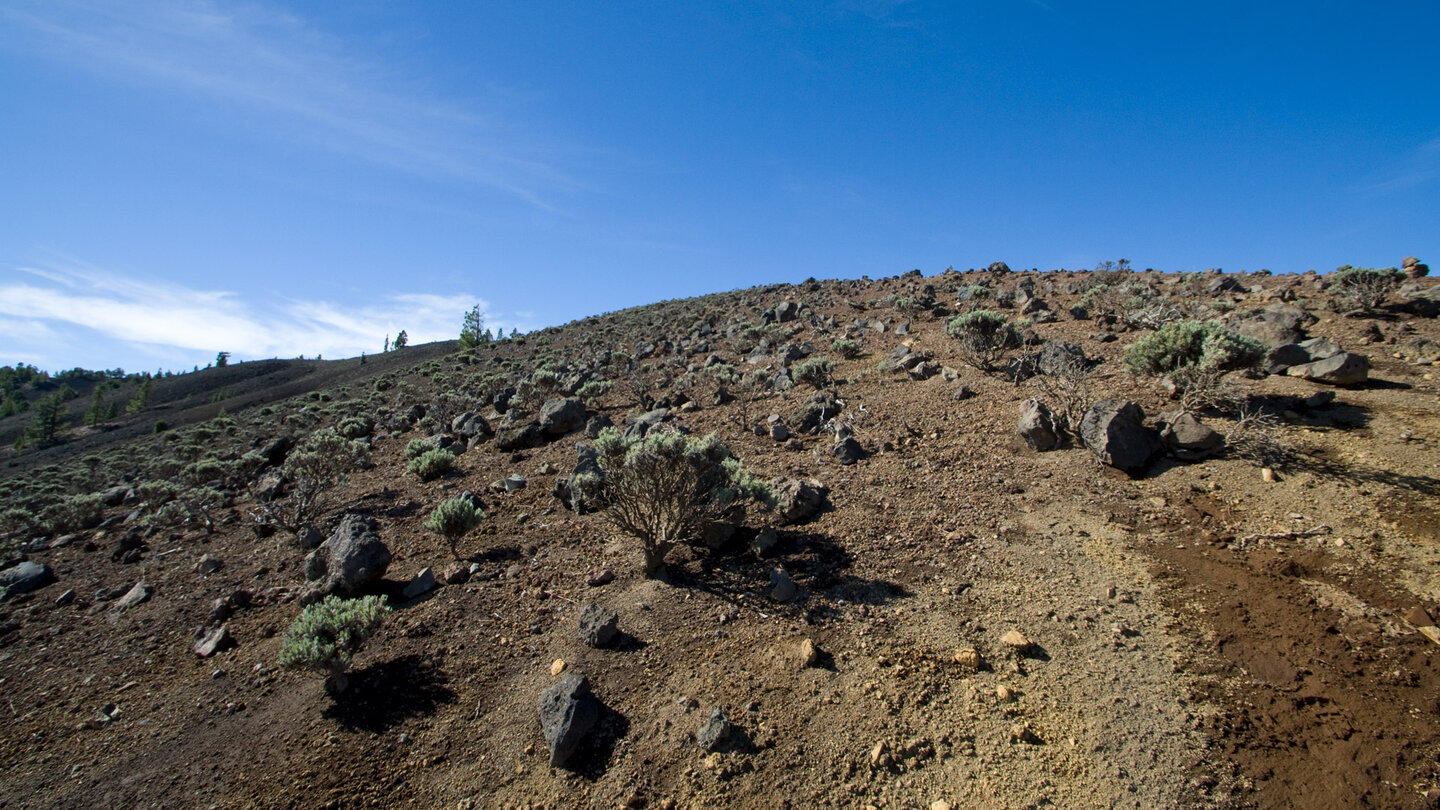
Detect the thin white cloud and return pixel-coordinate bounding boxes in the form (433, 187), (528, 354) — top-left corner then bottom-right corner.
(0, 260), (498, 369)
(1356, 136), (1440, 194)
(0, 0), (574, 207)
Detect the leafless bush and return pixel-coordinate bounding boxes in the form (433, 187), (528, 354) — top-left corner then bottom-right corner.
(1224, 403), (1288, 467)
(1026, 354), (1092, 436)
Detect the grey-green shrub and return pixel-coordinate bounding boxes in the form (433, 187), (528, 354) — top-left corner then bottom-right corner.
(278, 594), (389, 696)
(1331, 265), (1402, 311)
(39, 494), (104, 535)
(576, 379), (612, 404)
(792, 357), (835, 390)
(423, 496), (484, 560)
(404, 437), (439, 460)
(1122, 320), (1265, 377)
(408, 448), (456, 481)
(831, 338), (863, 359)
(946, 310), (1019, 371)
(579, 427), (770, 578)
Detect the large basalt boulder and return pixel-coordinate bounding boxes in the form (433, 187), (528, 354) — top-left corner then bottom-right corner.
(1237, 319), (1303, 350)
(1080, 401), (1160, 474)
(539, 398), (587, 436)
(1286, 352), (1369, 386)
(1017, 399), (1061, 451)
(494, 419), (542, 451)
(451, 412), (493, 440)
(539, 672), (599, 767)
(303, 514), (392, 598)
(0, 561), (56, 601)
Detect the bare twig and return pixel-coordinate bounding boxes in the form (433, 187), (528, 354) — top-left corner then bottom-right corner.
(1238, 524), (1331, 545)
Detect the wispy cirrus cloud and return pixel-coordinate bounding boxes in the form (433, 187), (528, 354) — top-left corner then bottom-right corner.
(0, 259), (518, 372)
(0, 0), (573, 207)
(1356, 135), (1440, 195)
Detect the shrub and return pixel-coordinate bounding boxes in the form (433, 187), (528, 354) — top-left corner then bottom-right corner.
(336, 416), (372, 440)
(423, 496), (484, 560)
(1122, 320), (1265, 377)
(278, 594), (389, 697)
(252, 428), (369, 535)
(831, 338), (863, 359)
(39, 493), (104, 536)
(792, 357), (835, 391)
(405, 437), (439, 460)
(408, 448), (456, 481)
(1123, 320), (1265, 410)
(181, 458), (231, 487)
(579, 427), (770, 578)
(1331, 265), (1402, 311)
(576, 379), (613, 405)
(946, 310), (1019, 371)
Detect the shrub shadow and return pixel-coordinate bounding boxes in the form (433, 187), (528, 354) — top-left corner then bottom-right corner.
(1288, 452), (1440, 497)
(681, 529), (911, 611)
(323, 653), (456, 733)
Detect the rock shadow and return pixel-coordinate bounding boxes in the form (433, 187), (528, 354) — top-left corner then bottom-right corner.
(323, 653), (456, 733)
(559, 699), (630, 779)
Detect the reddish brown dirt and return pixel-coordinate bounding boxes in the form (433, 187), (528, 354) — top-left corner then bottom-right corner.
(3, 268), (1440, 809)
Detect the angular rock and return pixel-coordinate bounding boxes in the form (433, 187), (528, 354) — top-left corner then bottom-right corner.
(494, 420), (541, 451)
(696, 706), (730, 752)
(1286, 352), (1369, 386)
(1037, 340), (1086, 375)
(194, 625), (234, 658)
(0, 561), (56, 601)
(1265, 343), (1312, 374)
(304, 514), (392, 597)
(578, 602), (619, 647)
(99, 485), (131, 508)
(769, 569), (798, 602)
(833, 436), (865, 465)
(790, 392), (842, 433)
(452, 412), (493, 440)
(1297, 337), (1342, 361)
(112, 581), (154, 611)
(1160, 412), (1224, 461)
(1000, 630), (1033, 653)
(196, 554), (224, 575)
(769, 477), (829, 524)
(1237, 319), (1303, 350)
(1017, 399), (1060, 451)
(539, 398), (587, 436)
(622, 408), (669, 440)
(1403, 256), (1430, 279)
(539, 672), (599, 767)
(751, 527), (779, 556)
(1080, 400), (1160, 474)
(402, 568), (437, 600)
(583, 414), (613, 438)
(798, 638), (821, 668)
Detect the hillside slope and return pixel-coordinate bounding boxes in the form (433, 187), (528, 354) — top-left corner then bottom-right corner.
(2, 267), (1439, 809)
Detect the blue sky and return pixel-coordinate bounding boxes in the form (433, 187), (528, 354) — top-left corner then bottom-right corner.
(1, 1), (1436, 373)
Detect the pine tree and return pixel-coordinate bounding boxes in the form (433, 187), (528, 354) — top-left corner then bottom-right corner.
(394, 330), (409, 349)
(126, 376), (152, 414)
(458, 305), (486, 351)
